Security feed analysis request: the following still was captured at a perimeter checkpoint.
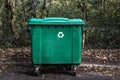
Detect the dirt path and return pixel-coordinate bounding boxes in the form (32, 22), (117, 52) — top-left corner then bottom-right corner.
(0, 64), (120, 80)
(0, 48), (120, 80)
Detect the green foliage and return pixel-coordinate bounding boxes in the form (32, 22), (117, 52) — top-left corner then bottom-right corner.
(85, 27), (120, 49)
(0, 0), (119, 48)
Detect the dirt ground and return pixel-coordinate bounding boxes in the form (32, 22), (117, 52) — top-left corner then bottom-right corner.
(0, 64), (120, 80)
(0, 48), (120, 80)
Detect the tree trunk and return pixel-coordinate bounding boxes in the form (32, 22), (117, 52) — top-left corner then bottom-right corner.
(46, 0), (52, 17)
(30, 0), (36, 17)
(41, 0), (46, 18)
(3, 0), (14, 35)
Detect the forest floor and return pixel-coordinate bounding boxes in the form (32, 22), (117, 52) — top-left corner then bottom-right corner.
(0, 48), (120, 80)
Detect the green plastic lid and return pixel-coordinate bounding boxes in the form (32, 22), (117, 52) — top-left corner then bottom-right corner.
(28, 17), (85, 25)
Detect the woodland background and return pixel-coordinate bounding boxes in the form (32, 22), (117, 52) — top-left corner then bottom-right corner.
(0, 1), (120, 78)
(0, 0), (120, 49)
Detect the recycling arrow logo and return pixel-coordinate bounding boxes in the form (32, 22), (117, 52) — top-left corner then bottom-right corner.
(57, 32), (64, 38)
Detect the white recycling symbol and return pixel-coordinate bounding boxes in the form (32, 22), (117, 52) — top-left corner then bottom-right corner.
(57, 32), (64, 38)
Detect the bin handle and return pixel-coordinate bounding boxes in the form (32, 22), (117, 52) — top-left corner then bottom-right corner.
(44, 17), (68, 21)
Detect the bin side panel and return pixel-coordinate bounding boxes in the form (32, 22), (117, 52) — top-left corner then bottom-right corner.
(41, 26), (73, 64)
(32, 27), (41, 64)
(72, 26), (83, 64)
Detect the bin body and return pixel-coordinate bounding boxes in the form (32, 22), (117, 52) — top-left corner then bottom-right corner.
(28, 18), (85, 65)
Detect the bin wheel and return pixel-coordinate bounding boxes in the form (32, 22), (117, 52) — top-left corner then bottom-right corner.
(71, 65), (77, 71)
(73, 71), (77, 76)
(35, 66), (40, 76)
(71, 65), (77, 76)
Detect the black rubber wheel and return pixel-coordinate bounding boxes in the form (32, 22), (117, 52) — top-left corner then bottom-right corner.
(71, 65), (77, 71)
(70, 65), (78, 76)
(35, 70), (39, 76)
(35, 66), (40, 76)
(71, 71), (77, 76)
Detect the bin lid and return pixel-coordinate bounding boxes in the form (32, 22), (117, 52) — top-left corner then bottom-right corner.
(28, 17), (85, 25)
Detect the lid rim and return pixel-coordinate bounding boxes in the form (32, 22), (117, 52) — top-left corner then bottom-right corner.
(28, 17), (85, 25)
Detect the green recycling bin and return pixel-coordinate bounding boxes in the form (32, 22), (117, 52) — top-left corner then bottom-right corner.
(28, 17), (85, 75)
